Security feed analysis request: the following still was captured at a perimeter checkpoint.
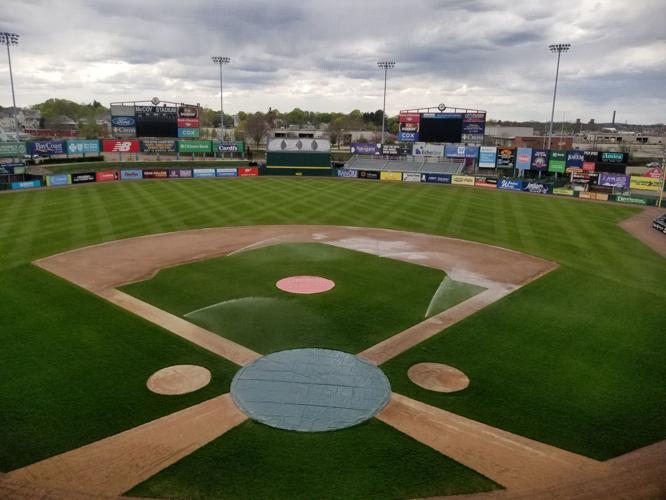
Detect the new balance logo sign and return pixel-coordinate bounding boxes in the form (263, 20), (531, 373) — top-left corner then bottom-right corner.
(112, 141), (133, 152)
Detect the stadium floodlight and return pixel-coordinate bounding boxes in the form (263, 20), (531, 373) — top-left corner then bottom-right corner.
(377, 61), (396, 147)
(546, 43), (571, 150)
(211, 56), (231, 138)
(0, 32), (21, 158)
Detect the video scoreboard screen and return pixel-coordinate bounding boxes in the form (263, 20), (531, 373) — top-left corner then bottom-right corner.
(135, 105), (178, 138)
(419, 114), (464, 143)
(398, 110), (486, 143)
(110, 100), (201, 138)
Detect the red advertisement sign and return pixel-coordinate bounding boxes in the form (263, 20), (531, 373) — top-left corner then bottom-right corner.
(96, 170), (119, 182)
(177, 118), (200, 129)
(102, 140), (140, 153)
(582, 161), (596, 172)
(142, 169), (168, 178)
(399, 113), (420, 123)
(238, 167), (259, 177)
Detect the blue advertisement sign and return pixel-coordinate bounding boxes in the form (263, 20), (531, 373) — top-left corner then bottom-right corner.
(350, 143), (380, 155)
(398, 131), (418, 142)
(445, 144), (467, 158)
(497, 178), (524, 191)
(566, 150), (584, 170)
(11, 180), (41, 189)
(193, 168), (216, 178)
(215, 168), (237, 177)
(465, 146), (479, 158)
(422, 113), (462, 119)
(178, 128), (200, 138)
(120, 169), (143, 180)
(479, 147), (497, 168)
(46, 174), (71, 186)
(337, 168), (358, 178)
(462, 113), (486, 135)
(111, 116), (136, 127)
(30, 140), (65, 155)
(522, 181), (553, 194)
(67, 140), (100, 155)
(516, 148), (532, 170)
(420, 173), (452, 184)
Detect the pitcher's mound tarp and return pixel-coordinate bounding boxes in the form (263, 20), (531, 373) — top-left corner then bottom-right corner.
(231, 348), (391, 432)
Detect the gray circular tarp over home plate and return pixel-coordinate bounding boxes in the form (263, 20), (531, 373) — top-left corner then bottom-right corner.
(230, 348), (391, 432)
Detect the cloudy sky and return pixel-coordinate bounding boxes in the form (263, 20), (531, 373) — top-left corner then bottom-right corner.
(1, 0), (664, 122)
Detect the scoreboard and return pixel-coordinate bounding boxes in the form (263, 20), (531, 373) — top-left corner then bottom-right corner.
(110, 99), (200, 138)
(398, 106), (486, 144)
(135, 105), (178, 137)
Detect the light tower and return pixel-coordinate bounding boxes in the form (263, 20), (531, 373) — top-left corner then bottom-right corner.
(211, 56), (230, 138)
(547, 43), (571, 150)
(377, 61), (395, 147)
(0, 32), (21, 158)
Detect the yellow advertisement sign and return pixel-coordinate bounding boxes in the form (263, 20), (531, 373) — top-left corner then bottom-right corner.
(380, 171), (403, 181)
(630, 176), (661, 191)
(452, 175), (475, 186)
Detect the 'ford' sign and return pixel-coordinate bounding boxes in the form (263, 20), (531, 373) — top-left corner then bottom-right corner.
(111, 116), (136, 127)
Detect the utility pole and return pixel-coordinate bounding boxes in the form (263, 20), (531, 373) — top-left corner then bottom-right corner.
(0, 32), (20, 161)
(377, 61), (395, 149)
(547, 43), (570, 150)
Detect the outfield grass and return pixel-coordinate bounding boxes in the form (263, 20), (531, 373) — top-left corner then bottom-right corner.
(121, 243), (483, 354)
(128, 420), (499, 499)
(0, 177), (664, 476)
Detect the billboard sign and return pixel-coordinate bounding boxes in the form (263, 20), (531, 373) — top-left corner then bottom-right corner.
(398, 131), (419, 142)
(177, 127), (200, 138)
(399, 113), (420, 138)
(193, 168), (216, 178)
(337, 168), (358, 178)
(515, 148), (532, 170)
(413, 142), (444, 157)
(67, 140), (100, 155)
(111, 116), (136, 127)
(452, 175), (475, 186)
(351, 143), (381, 155)
(102, 140), (140, 153)
(217, 141), (245, 154)
(496, 147), (515, 168)
(522, 181), (553, 194)
(402, 172), (421, 182)
(167, 169), (193, 178)
(120, 169), (143, 180)
(421, 173), (452, 184)
(140, 139), (177, 153)
(0, 142), (27, 157)
(216, 168), (237, 177)
(381, 144), (401, 156)
(600, 151), (627, 164)
(531, 149), (549, 170)
(237, 167), (259, 177)
(30, 140), (65, 155)
(178, 105), (199, 119)
(548, 150), (566, 173)
(177, 118), (200, 129)
(598, 173), (629, 188)
(71, 172), (97, 184)
(46, 174), (70, 186)
(462, 113), (486, 135)
(142, 169), (168, 179)
(267, 138), (331, 152)
(178, 140), (212, 153)
(11, 180), (41, 189)
(630, 176), (661, 191)
(110, 105), (135, 116)
(583, 151), (598, 172)
(497, 178), (524, 191)
(445, 144), (467, 158)
(357, 170), (380, 180)
(96, 170), (118, 182)
(474, 176), (497, 188)
(112, 126), (136, 136)
(380, 171), (402, 181)
(479, 146), (497, 168)
(565, 150), (584, 172)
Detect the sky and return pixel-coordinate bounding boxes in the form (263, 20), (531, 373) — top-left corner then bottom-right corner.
(0, 0), (664, 123)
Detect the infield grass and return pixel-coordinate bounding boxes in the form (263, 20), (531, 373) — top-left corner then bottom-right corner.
(120, 243), (483, 354)
(0, 177), (665, 474)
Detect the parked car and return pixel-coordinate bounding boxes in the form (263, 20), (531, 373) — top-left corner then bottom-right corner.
(652, 214), (666, 233)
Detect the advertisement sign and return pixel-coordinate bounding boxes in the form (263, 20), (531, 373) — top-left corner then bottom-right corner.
(66, 140), (100, 155)
(479, 146), (497, 169)
(531, 149), (549, 170)
(515, 148), (532, 170)
(548, 150), (566, 173)
(102, 140), (140, 153)
(614, 195), (648, 205)
(111, 116), (136, 127)
(357, 170), (380, 180)
(178, 140), (212, 153)
(402, 172), (421, 182)
(445, 144), (467, 158)
(178, 105), (199, 119)
(193, 168), (216, 178)
(267, 138), (331, 152)
(142, 169), (168, 179)
(599, 151), (627, 164)
(496, 147), (515, 168)
(120, 169), (143, 180)
(644, 166), (663, 179)
(630, 176), (661, 191)
(112, 126), (136, 136)
(140, 139), (177, 153)
(217, 141), (245, 154)
(497, 178), (524, 191)
(110, 105), (135, 116)
(167, 169), (193, 178)
(452, 175), (475, 186)
(177, 118), (200, 129)
(380, 171), (402, 181)
(553, 187), (575, 196)
(30, 140), (65, 155)
(71, 172), (97, 184)
(11, 180), (41, 189)
(216, 168), (237, 177)
(522, 182), (553, 194)
(413, 142), (444, 157)
(462, 113), (486, 135)
(565, 150), (585, 172)
(0, 142), (27, 157)
(336, 168), (358, 178)
(398, 131), (418, 142)
(474, 176), (497, 188)
(46, 174), (70, 186)
(177, 127), (200, 138)
(237, 167), (259, 177)
(96, 171), (118, 182)
(598, 173), (629, 189)
(0, 162), (25, 174)
(583, 151), (597, 172)
(351, 143), (380, 155)
(399, 113), (420, 124)
(421, 173), (451, 184)
(381, 144), (401, 156)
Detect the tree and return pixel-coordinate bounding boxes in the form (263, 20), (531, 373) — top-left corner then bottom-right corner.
(245, 112), (269, 147)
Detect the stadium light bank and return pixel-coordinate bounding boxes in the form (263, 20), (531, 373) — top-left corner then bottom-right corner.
(0, 32), (20, 159)
(547, 43), (571, 150)
(377, 61), (396, 147)
(211, 56), (231, 138)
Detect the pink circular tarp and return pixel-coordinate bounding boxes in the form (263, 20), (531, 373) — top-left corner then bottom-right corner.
(276, 275), (335, 294)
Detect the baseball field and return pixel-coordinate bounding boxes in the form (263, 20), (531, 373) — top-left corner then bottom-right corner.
(1, 176), (665, 499)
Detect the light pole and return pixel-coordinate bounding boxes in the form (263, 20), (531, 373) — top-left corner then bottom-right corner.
(546, 43), (570, 150)
(211, 56), (230, 141)
(377, 60), (395, 148)
(0, 32), (20, 160)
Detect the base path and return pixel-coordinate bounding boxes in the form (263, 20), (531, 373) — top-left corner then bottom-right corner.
(619, 206), (666, 258)
(1, 394), (247, 498)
